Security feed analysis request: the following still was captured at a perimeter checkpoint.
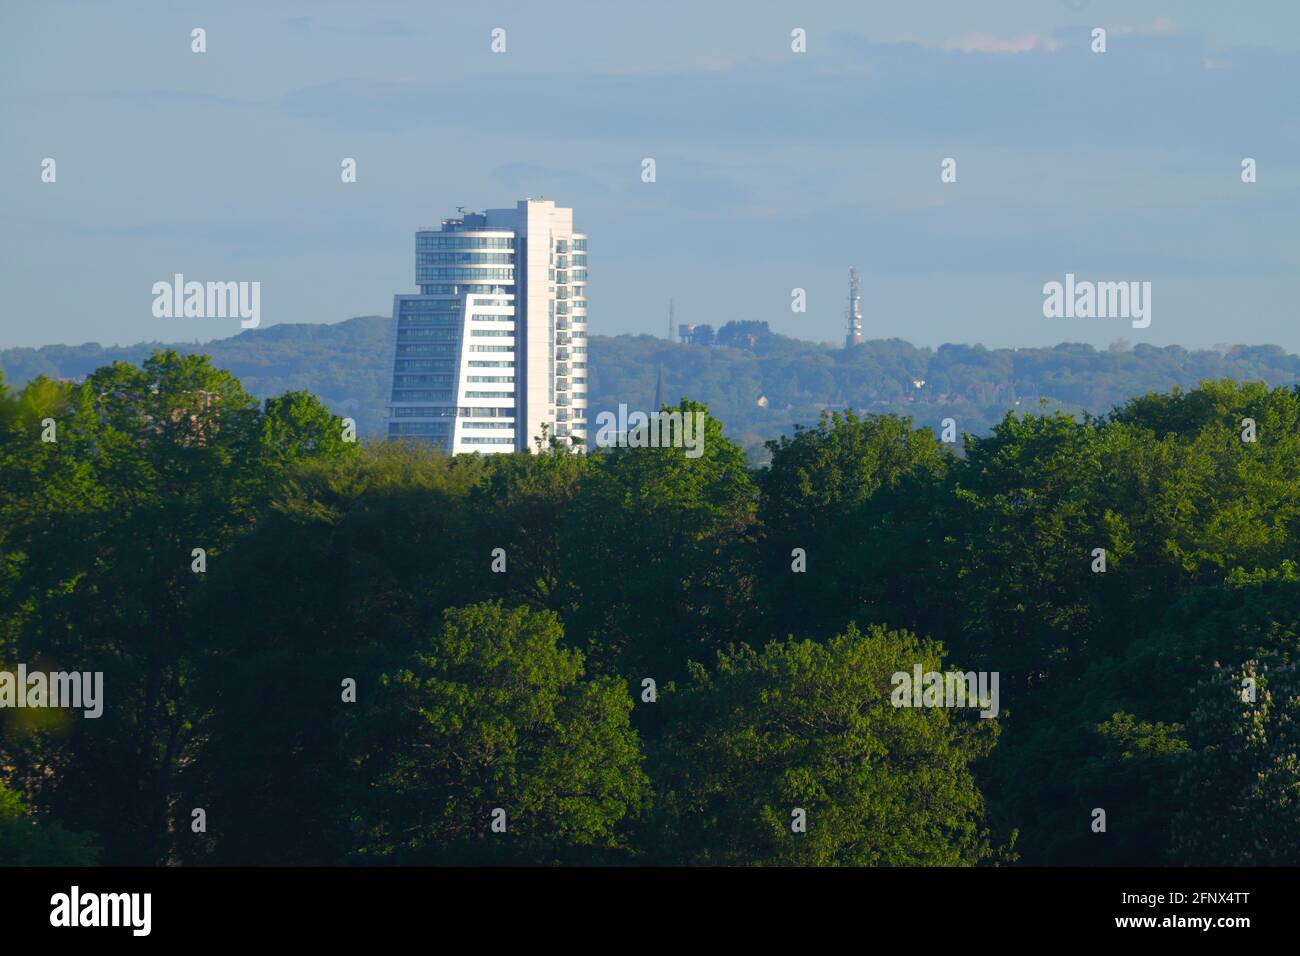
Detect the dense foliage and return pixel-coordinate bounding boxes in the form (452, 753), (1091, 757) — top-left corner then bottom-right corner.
(2, 352), (1298, 866)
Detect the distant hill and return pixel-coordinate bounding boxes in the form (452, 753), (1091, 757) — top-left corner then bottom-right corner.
(5, 317), (1300, 460)
(0, 317), (396, 437)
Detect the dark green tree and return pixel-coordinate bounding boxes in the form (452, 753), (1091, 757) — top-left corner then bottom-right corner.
(1, 353), (354, 864)
(1170, 659), (1300, 865)
(174, 443), (486, 865)
(0, 781), (99, 866)
(565, 399), (758, 682)
(757, 410), (951, 643)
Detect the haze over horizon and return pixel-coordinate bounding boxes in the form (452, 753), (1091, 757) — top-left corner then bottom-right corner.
(8, 311), (1300, 360)
(2, 0), (1297, 351)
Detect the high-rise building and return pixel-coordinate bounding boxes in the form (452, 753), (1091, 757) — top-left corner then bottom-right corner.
(387, 199), (588, 453)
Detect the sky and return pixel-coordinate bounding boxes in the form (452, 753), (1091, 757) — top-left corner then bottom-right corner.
(1, 0), (1297, 352)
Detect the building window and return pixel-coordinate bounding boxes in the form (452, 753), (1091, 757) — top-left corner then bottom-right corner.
(416, 236), (514, 250)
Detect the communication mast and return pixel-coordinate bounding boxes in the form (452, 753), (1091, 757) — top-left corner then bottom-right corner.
(845, 268), (863, 348)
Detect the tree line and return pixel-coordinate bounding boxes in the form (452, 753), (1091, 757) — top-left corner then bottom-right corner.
(7, 316), (1300, 459)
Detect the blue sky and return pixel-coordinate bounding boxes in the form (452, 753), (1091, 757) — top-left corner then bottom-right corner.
(1, 0), (1297, 351)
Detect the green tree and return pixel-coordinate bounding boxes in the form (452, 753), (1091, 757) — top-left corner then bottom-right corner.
(651, 624), (1002, 865)
(1170, 659), (1300, 864)
(174, 442), (488, 865)
(757, 410), (951, 643)
(0, 780), (99, 866)
(256, 389), (358, 472)
(0, 352), (356, 865)
(340, 602), (649, 864)
(565, 399), (758, 681)
(465, 441), (591, 615)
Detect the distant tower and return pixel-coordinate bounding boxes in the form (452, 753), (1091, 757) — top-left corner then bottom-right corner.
(669, 298), (675, 340)
(845, 268), (863, 348)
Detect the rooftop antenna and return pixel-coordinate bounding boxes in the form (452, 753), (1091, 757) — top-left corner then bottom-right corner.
(845, 268), (864, 348)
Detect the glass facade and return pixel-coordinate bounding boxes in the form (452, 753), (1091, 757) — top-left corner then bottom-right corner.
(389, 206), (586, 452)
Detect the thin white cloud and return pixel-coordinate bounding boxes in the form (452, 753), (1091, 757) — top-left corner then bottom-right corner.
(943, 34), (1059, 54)
(1113, 17), (1177, 37)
